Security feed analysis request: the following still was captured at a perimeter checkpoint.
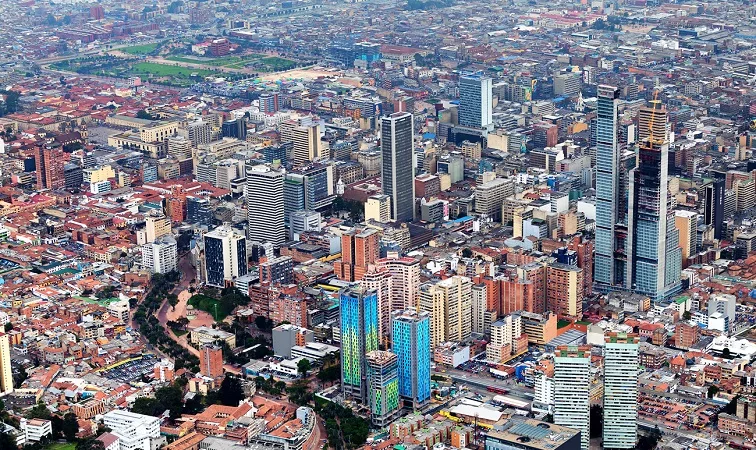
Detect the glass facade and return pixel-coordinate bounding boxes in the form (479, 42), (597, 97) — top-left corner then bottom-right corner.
(204, 235), (224, 287)
(340, 288), (379, 402)
(391, 310), (431, 409)
(381, 113), (415, 222)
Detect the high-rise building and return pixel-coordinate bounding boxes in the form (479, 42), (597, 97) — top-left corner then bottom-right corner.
(603, 333), (639, 449)
(488, 314), (522, 363)
(246, 164), (286, 246)
(365, 351), (401, 427)
(381, 112), (415, 222)
(259, 93), (279, 114)
(340, 287), (379, 403)
(360, 265), (392, 341)
(458, 72), (493, 129)
(140, 212), (171, 245)
(474, 177), (515, 221)
(199, 344), (224, 379)
(292, 125), (320, 165)
(187, 197), (213, 226)
(221, 116), (247, 141)
(391, 309), (431, 410)
(546, 263), (584, 319)
(141, 235), (178, 274)
(186, 120), (212, 147)
(418, 276), (472, 347)
(594, 85), (627, 291)
(626, 99), (682, 300)
(203, 224), (248, 288)
(259, 255), (294, 285)
(283, 164), (334, 222)
(377, 255), (420, 311)
(0, 332), (13, 394)
(35, 147), (65, 190)
(674, 210), (698, 266)
(554, 345), (591, 450)
(703, 176), (725, 240)
(335, 228), (380, 282)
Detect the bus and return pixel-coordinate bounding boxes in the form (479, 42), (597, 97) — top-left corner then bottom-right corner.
(487, 386), (508, 395)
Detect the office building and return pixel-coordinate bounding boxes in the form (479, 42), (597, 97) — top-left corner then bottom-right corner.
(703, 176), (725, 240)
(289, 210), (321, 240)
(259, 255), (294, 285)
(35, 147), (66, 190)
(475, 177), (515, 222)
(0, 332), (12, 394)
(675, 210), (698, 264)
(365, 351), (401, 427)
(20, 419), (52, 444)
(459, 72), (493, 129)
(594, 85), (626, 291)
(102, 410), (162, 450)
(554, 346), (591, 450)
(187, 197), (213, 226)
(365, 194), (392, 223)
(246, 164), (286, 246)
(292, 125), (320, 165)
(340, 287), (379, 403)
(391, 309), (431, 410)
(283, 165), (334, 222)
(221, 116), (247, 141)
(259, 93), (279, 114)
(381, 112), (415, 222)
(627, 99), (682, 300)
(186, 120), (212, 147)
(335, 227), (379, 282)
(203, 224), (248, 288)
(554, 72), (582, 97)
(603, 333), (639, 449)
(142, 213), (171, 245)
(141, 235), (178, 274)
(199, 344), (224, 379)
(272, 324), (313, 358)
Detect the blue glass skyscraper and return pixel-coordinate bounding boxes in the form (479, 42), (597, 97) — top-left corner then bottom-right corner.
(391, 309), (431, 410)
(340, 287), (379, 403)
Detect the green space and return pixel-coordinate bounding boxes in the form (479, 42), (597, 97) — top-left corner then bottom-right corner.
(165, 53), (298, 72)
(129, 62), (216, 78)
(557, 319), (572, 328)
(188, 294), (231, 321)
(48, 443), (76, 450)
(259, 56), (297, 71)
(121, 43), (159, 55)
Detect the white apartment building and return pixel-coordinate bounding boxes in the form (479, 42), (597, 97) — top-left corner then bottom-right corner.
(20, 419), (52, 443)
(603, 334), (639, 449)
(141, 235), (178, 274)
(103, 410), (163, 450)
(554, 347), (591, 450)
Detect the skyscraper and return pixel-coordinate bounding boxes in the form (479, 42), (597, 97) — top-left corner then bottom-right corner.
(458, 72), (493, 129)
(554, 345), (591, 450)
(0, 332), (13, 394)
(365, 351), (401, 427)
(35, 146), (65, 190)
(626, 99), (682, 300)
(391, 309), (431, 410)
(340, 287), (379, 403)
(203, 224), (248, 288)
(381, 112), (415, 222)
(603, 333), (639, 450)
(246, 164), (286, 246)
(594, 85), (626, 290)
(703, 175), (725, 240)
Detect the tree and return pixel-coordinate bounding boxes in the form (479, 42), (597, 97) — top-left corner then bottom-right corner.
(682, 310), (691, 320)
(255, 315), (273, 331)
(76, 437), (105, 450)
(130, 397), (160, 416)
(297, 358), (311, 378)
(4, 323), (11, 332)
(707, 385), (720, 398)
(62, 413), (79, 441)
(26, 402), (51, 420)
(460, 248), (473, 258)
(722, 347), (731, 359)
(0, 430), (16, 450)
(136, 110), (155, 120)
(589, 405), (603, 438)
(218, 376), (244, 406)
(155, 384), (184, 419)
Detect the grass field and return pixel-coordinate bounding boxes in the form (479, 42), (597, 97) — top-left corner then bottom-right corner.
(188, 294), (231, 321)
(121, 43), (159, 55)
(165, 53), (298, 72)
(129, 62), (216, 78)
(48, 443), (76, 450)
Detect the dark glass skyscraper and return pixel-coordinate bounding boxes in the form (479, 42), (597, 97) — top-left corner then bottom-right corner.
(704, 174), (725, 240)
(626, 99), (682, 300)
(381, 112), (415, 222)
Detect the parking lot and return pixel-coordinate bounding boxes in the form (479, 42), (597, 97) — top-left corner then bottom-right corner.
(638, 392), (717, 431)
(101, 354), (157, 382)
